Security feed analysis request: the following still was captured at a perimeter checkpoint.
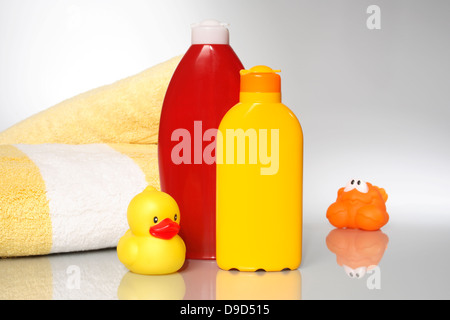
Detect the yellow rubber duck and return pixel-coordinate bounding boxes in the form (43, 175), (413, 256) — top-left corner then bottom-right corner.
(117, 186), (186, 275)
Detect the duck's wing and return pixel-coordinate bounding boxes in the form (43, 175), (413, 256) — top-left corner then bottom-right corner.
(117, 233), (139, 267)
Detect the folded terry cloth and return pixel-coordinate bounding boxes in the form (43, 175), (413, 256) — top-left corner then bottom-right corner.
(0, 56), (182, 145)
(0, 143), (158, 257)
(0, 56), (181, 257)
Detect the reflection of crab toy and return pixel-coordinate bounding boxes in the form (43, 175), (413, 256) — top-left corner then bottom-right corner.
(326, 228), (389, 278)
(326, 179), (389, 231)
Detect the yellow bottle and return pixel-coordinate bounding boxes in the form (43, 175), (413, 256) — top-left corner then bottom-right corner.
(216, 66), (303, 271)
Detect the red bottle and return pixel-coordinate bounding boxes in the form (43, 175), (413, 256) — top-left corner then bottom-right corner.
(158, 20), (244, 260)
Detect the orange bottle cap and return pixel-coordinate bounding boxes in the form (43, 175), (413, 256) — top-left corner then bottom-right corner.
(240, 66), (281, 93)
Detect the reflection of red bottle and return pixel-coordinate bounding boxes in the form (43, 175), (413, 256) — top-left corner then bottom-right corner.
(158, 20), (244, 260)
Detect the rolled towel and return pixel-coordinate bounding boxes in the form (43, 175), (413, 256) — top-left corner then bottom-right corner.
(0, 56), (181, 257)
(0, 143), (158, 257)
(0, 56), (182, 145)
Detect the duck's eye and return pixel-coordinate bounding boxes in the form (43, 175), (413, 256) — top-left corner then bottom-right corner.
(355, 180), (369, 193)
(174, 214), (178, 221)
(153, 216), (158, 224)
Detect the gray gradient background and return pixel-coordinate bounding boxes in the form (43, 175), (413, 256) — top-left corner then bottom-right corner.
(1, 0), (449, 299)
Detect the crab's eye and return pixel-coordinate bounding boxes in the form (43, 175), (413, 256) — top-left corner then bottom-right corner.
(344, 265), (367, 279)
(343, 265), (355, 278)
(355, 180), (369, 193)
(344, 179), (357, 192)
(354, 267), (367, 279)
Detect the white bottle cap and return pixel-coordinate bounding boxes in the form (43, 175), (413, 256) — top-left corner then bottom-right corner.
(191, 19), (230, 45)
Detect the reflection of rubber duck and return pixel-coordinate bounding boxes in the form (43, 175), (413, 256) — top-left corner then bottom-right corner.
(117, 186), (186, 275)
(326, 179), (389, 231)
(117, 271), (186, 300)
(326, 228), (389, 278)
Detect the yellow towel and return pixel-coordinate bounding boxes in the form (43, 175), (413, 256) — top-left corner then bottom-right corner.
(0, 55), (182, 145)
(0, 56), (181, 257)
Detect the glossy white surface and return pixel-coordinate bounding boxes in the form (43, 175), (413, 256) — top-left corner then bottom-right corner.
(2, 213), (449, 300)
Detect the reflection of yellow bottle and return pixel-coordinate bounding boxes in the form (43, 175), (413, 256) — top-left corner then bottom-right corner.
(216, 269), (302, 300)
(216, 66), (303, 272)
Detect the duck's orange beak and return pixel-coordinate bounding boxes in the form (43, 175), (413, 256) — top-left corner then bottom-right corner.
(150, 218), (180, 240)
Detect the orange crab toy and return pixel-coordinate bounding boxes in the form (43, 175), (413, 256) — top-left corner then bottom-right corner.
(326, 179), (389, 231)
